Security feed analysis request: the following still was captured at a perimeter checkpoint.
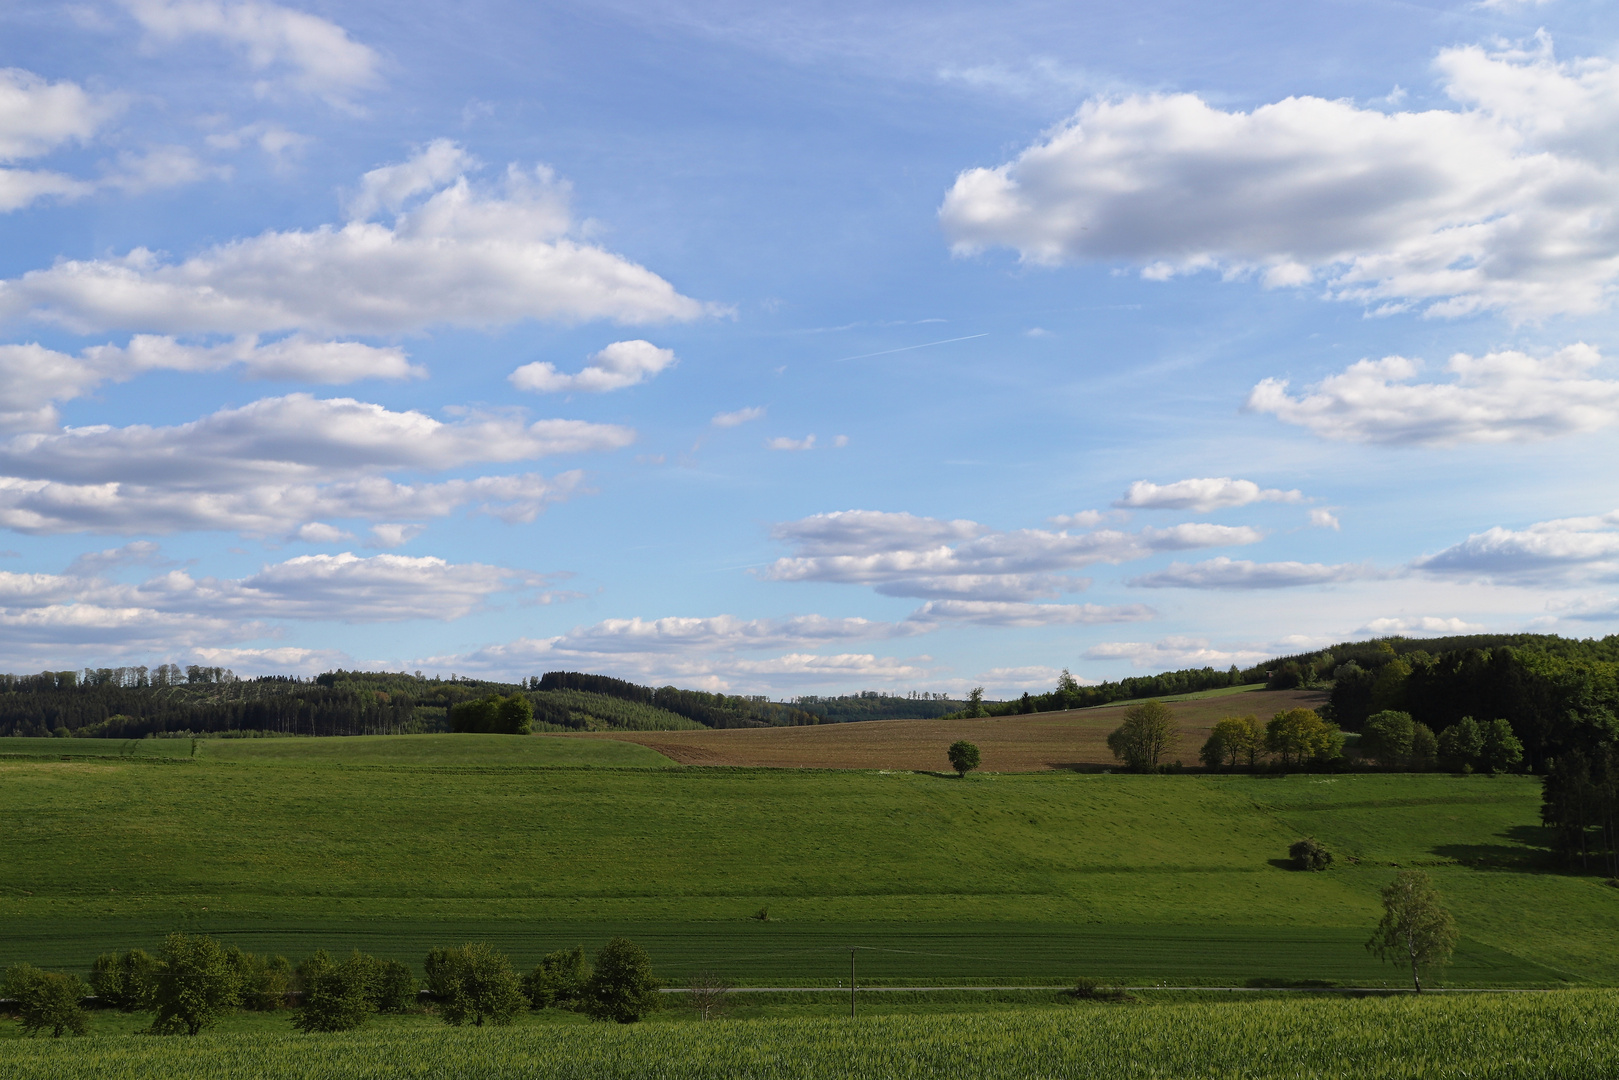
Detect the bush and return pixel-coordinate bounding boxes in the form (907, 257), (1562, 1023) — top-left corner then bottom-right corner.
(226, 947), (291, 1011)
(89, 949), (157, 1012)
(425, 944), (525, 1026)
(148, 933), (241, 1036)
(1290, 837), (1333, 871)
(3, 964), (88, 1037)
(583, 937), (659, 1023)
(366, 958), (417, 1013)
(947, 740), (980, 778)
(294, 950), (376, 1033)
(523, 946), (590, 1010)
(1068, 977), (1134, 1003)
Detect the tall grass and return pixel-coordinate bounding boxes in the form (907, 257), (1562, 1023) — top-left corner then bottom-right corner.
(2, 993), (1615, 1079)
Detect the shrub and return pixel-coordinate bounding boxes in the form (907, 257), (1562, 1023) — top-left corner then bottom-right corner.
(947, 740), (980, 778)
(425, 944), (525, 1027)
(1290, 837), (1333, 871)
(583, 937), (659, 1023)
(3, 964), (89, 1037)
(148, 933), (241, 1036)
(89, 949), (157, 1012)
(366, 958), (418, 1013)
(1069, 977), (1134, 1003)
(294, 950), (376, 1033)
(523, 946), (590, 1010)
(226, 947), (291, 1011)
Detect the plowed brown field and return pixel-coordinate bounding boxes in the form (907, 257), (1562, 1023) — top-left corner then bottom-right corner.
(572, 688), (1328, 772)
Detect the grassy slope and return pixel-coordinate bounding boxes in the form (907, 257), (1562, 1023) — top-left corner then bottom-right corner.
(4, 994), (1618, 1078)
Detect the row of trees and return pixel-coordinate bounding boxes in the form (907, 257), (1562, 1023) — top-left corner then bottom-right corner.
(3, 933), (662, 1039)
(537, 672), (819, 728)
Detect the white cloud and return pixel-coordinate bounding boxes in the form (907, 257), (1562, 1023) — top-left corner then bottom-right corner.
(977, 665), (1078, 692)
(346, 139), (474, 219)
(1114, 477), (1304, 512)
(711, 405), (765, 428)
(764, 509), (1263, 601)
(0, 169), (95, 213)
(0, 549), (555, 667)
(414, 612), (935, 692)
(510, 340), (676, 393)
(1550, 595), (1619, 622)
(122, 0), (381, 104)
(1309, 508), (1341, 530)
(1247, 344), (1619, 445)
(940, 35), (1619, 319)
(1128, 557), (1381, 590)
(906, 599), (1155, 627)
(1414, 510), (1619, 583)
(366, 522), (423, 548)
(0, 68), (116, 161)
(1084, 636), (1271, 668)
(0, 335), (422, 433)
(1356, 615), (1486, 635)
(0, 394), (625, 535)
(0, 154), (715, 336)
(768, 435), (816, 450)
(1049, 510), (1105, 529)
(103, 145), (226, 194)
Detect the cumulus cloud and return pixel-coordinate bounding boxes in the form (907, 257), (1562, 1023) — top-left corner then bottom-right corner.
(1414, 510), (1619, 584)
(1128, 556), (1382, 589)
(414, 612), (934, 691)
(1309, 509), (1341, 530)
(1115, 477), (1303, 512)
(906, 599), (1155, 627)
(510, 340), (676, 393)
(940, 35), (1619, 319)
(0, 335), (421, 433)
(122, 0), (381, 104)
(0, 148), (715, 336)
(764, 509), (1262, 601)
(0, 394), (625, 535)
(1247, 344), (1619, 445)
(1357, 615), (1486, 635)
(1084, 637), (1272, 668)
(712, 406), (765, 428)
(0, 68), (121, 211)
(0, 549), (550, 661)
(346, 139), (473, 219)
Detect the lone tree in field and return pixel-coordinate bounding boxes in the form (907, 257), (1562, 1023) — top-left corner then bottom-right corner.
(1366, 869), (1457, 992)
(1106, 700), (1179, 772)
(947, 740), (981, 778)
(583, 937), (659, 1023)
(1289, 837), (1333, 871)
(3, 964), (89, 1037)
(148, 933), (241, 1036)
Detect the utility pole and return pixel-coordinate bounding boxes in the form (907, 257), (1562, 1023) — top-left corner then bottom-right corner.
(849, 948), (856, 1017)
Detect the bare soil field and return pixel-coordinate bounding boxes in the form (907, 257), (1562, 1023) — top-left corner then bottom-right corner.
(573, 688), (1328, 772)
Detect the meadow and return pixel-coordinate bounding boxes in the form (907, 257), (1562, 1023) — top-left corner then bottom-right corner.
(3, 992), (1617, 1078)
(1, 727), (1611, 989)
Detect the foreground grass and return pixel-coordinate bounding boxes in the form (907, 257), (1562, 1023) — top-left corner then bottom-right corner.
(0, 750), (1608, 983)
(2, 993), (1615, 1079)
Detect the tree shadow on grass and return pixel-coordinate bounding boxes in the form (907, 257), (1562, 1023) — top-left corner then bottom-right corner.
(1432, 825), (1557, 871)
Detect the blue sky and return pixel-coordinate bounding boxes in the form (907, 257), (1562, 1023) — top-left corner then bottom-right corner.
(1, 0), (1618, 695)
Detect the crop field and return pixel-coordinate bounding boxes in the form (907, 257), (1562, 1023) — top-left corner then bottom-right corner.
(578, 687), (1320, 771)
(3, 992), (1617, 1079)
(1, 731), (1613, 989)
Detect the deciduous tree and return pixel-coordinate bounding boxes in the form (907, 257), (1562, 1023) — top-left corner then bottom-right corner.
(3, 964), (88, 1037)
(148, 933), (241, 1036)
(1366, 870), (1457, 992)
(947, 740), (981, 778)
(1360, 710), (1415, 767)
(583, 937), (659, 1023)
(1106, 700), (1180, 772)
(425, 944), (525, 1027)
(1264, 709), (1343, 767)
(1200, 715), (1263, 770)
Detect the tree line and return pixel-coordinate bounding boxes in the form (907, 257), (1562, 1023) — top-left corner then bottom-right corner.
(536, 672), (820, 728)
(2, 932), (662, 1039)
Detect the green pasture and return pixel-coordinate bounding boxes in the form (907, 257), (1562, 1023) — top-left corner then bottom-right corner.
(0, 733), (675, 768)
(3, 992), (1617, 1079)
(0, 740), (1612, 985)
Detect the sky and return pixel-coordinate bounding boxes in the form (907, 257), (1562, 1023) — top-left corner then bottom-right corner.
(1, 0), (1618, 696)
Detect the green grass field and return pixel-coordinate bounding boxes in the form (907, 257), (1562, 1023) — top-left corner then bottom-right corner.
(1, 736), (1612, 988)
(3, 993), (1617, 1078)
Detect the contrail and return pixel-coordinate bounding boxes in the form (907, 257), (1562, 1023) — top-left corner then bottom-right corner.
(834, 333), (988, 362)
